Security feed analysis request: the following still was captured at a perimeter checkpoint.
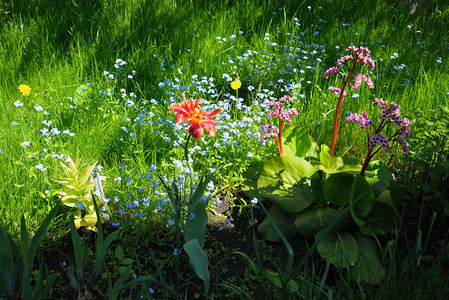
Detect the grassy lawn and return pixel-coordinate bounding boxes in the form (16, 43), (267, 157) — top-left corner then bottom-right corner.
(0, 0), (448, 298)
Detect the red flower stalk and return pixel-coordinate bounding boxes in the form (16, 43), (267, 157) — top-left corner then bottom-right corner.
(261, 95), (298, 156)
(324, 45), (375, 157)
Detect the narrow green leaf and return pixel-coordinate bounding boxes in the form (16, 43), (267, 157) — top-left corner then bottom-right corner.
(20, 216), (30, 262)
(0, 227), (13, 295)
(22, 269), (32, 300)
(79, 162), (97, 186)
(111, 265), (133, 300)
(25, 202), (60, 274)
(94, 230), (119, 281)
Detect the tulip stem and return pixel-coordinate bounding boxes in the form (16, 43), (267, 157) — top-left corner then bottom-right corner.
(184, 134), (194, 198)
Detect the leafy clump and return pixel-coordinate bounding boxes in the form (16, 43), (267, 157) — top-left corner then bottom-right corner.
(52, 155), (105, 232)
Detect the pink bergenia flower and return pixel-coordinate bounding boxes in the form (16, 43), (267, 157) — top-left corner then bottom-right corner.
(337, 55), (353, 66)
(352, 74), (374, 89)
(329, 87), (348, 97)
(267, 96), (298, 121)
(260, 95), (298, 156)
(324, 67), (339, 79)
(396, 139), (410, 154)
(345, 111), (373, 129)
(261, 123), (279, 142)
(369, 133), (392, 152)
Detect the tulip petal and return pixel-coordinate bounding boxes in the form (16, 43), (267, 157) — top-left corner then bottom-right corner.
(175, 113), (190, 125)
(189, 122), (204, 140)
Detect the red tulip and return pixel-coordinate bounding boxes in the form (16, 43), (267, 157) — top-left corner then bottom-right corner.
(169, 94), (222, 140)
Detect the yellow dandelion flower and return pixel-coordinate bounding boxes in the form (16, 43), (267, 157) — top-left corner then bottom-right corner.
(18, 84), (31, 96)
(231, 80), (241, 90)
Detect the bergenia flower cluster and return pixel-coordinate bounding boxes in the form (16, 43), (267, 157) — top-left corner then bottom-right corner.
(260, 95), (298, 156)
(345, 97), (412, 175)
(345, 111), (373, 129)
(323, 45), (376, 157)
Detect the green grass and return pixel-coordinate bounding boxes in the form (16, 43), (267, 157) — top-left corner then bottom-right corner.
(0, 0), (449, 298)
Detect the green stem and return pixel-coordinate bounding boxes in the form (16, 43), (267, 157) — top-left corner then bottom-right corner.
(184, 134), (194, 198)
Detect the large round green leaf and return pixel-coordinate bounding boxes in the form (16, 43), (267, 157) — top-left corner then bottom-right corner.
(351, 175), (375, 219)
(365, 161), (391, 180)
(294, 206), (350, 238)
(282, 126), (319, 158)
(257, 156), (316, 214)
(316, 230), (358, 268)
(350, 232), (386, 285)
(303, 175), (326, 205)
(360, 202), (398, 236)
(389, 180), (405, 208)
(323, 173), (354, 205)
(258, 204), (297, 242)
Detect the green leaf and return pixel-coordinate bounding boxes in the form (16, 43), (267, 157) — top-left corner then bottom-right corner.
(112, 265), (133, 300)
(323, 173), (354, 205)
(350, 232), (386, 285)
(118, 266), (130, 275)
(79, 162), (97, 186)
(316, 230), (358, 268)
(360, 202), (398, 236)
(183, 239), (210, 294)
(303, 176), (326, 205)
(120, 258), (135, 265)
(25, 202), (60, 274)
(365, 177), (389, 198)
(319, 145), (330, 169)
(335, 145), (352, 158)
(350, 175), (375, 225)
(0, 227), (13, 294)
(264, 269), (299, 292)
(70, 216), (85, 284)
(22, 269), (32, 300)
(294, 206), (350, 238)
(184, 201), (209, 248)
(20, 216), (30, 264)
(257, 156), (316, 213)
(342, 154), (360, 165)
(389, 180), (405, 208)
(94, 230), (119, 281)
(282, 126), (319, 158)
(364, 161), (391, 181)
(257, 204), (297, 242)
(115, 246), (125, 261)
